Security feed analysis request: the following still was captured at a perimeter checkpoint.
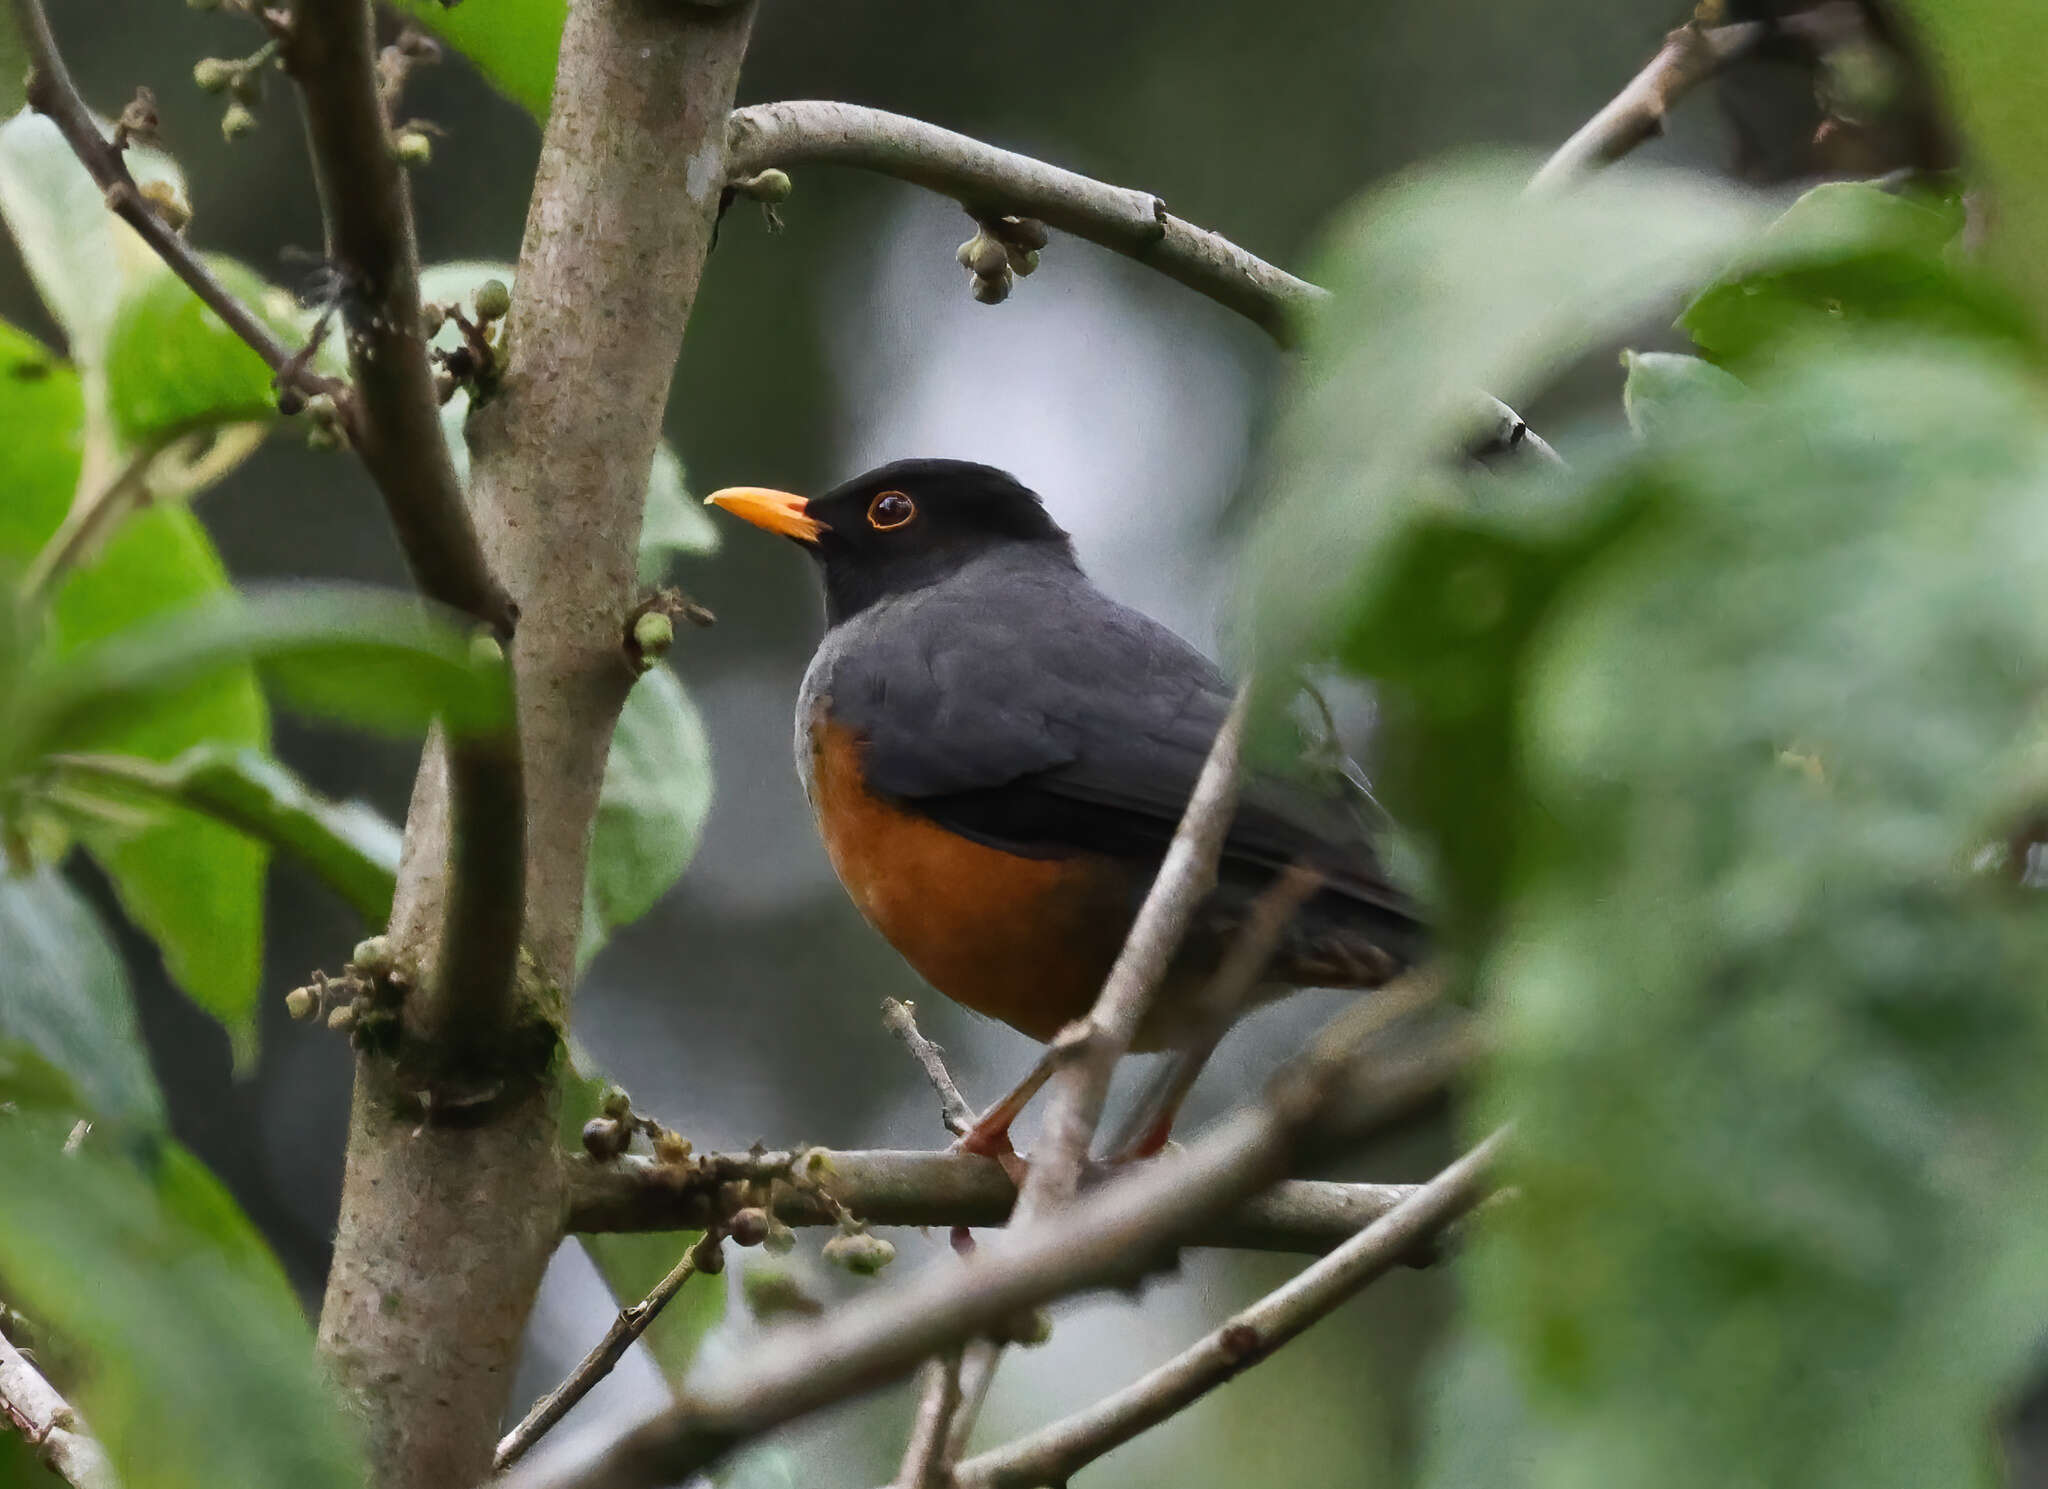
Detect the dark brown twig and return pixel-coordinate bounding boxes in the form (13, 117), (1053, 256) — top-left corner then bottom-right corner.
(494, 1231), (726, 1471)
(951, 1128), (1510, 1489)
(10, 0), (339, 403)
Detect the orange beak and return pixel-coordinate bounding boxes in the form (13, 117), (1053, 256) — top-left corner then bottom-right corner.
(704, 486), (826, 543)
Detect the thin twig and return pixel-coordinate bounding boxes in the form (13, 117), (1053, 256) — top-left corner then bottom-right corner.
(1526, 18), (1772, 194)
(281, 0), (523, 1074)
(11, 0), (338, 402)
(727, 102), (1317, 344)
(1011, 683), (1250, 1226)
(499, 987), (1458, 1489)
(0, 1320), (117, 1489)
(882, 998), (976, 1138)
(952, 1128), (1511, 1489)
(18, 436), (168, 608)
(566, 1147), (1421, 1257)
(943, 1341), (1000, 1462)
(891, 1349), (964, 1489)
(280, 0), (512, 634)
(495, 1231), (725, 1471)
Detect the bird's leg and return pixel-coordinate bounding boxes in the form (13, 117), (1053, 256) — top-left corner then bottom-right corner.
(952, 1049), (1059, 1187)
(1105, 1028), (1224, 1164)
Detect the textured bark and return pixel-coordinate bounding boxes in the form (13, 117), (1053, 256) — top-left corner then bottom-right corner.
(315, 1), (758, 1483)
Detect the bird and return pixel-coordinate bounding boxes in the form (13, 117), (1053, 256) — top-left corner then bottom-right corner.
(706, 458), (1423, 1162)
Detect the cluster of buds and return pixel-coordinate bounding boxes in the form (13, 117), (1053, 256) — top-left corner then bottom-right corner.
(193, 40), (279, 142)
(955, 214), (1048, 305)
(727, 168), (792, 231)
(284, 935), (406, 1050)
(579, 1086), (694, 1166)
(428, 278), (511, 404)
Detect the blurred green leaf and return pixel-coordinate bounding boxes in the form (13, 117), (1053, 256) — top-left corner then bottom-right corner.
(579, 665), (713, 969)
(420, 261), (713, 574)
(0, 10), (23, 119)
(1380, 343), (2048, 1489)
(0, 320), (269, 1045)
(392, 0), (563, 117)
(1248, 157), (1772, 671)
(0, 110), (186, 369)
(49, 746), (401, 926)
(1897, 0), (2048, 332)
(1619, 351), (1742, 440)
(1678, 181), (2022, 369)
(0, 1120), (362, 1489)
(0, 865), (162, 1127)
(558, 1050), (726, 1381)
(103, 258), (298, 445)
(21, 583), (513, 758)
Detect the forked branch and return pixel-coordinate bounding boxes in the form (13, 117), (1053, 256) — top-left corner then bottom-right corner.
(0, 1320), (116, 1489)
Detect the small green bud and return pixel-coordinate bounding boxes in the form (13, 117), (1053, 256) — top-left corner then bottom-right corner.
(326, 1002), (358, 1033)
(762, 1219), (796, 1255)
(955, 235), (980, 269)
(284, 986), (318, 1021)
(351, 935), (395, 978)
(997, 1306), (1054, 1347)
(967, 234), (1009, 278)
(193, 57), (237, 93)
(420, 302), (446, 339)
(999, 215), (1049, 250)
(393, 130), (432, 167)
(971, 270), (1012, 306)
(220, 103), (256, 142)
(740, 168), (792, 203)
(472, 278), (511, 321)
(822, 1231), (895, 1276)
(631, 610), (674, 667)
(600, 1086), (633, 1121)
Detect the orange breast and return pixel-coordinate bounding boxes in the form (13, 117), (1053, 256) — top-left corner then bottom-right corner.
(806, 718), (1135, 1045)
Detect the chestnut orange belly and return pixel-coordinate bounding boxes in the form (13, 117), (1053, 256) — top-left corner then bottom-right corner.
(807, 720), (1137, 1044)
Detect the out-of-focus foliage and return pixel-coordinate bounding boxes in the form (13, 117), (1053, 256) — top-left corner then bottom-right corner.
(393, 0), (564, 118)
(1257, 148), (2048, 1487)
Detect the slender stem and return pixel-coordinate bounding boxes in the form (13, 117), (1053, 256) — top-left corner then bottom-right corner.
(883, 998), (976, 1138)
(10, 0), (337, 398)
(499, 990), (1459, 1489)
(495, 1232), (726, 1471)
(952, 1129), (1511, 1489)
(0, 1320), (117, 1489)
(726, 102), (1318, 344)
(18, 438), (165, 609)
(943, 1341), (1000, 1462)
(1011, 684), (1250, 1226)
(567, 1146), (1422, 1256)
(1526, 19), (1772, 194)
(890, 1349), (964, 1489)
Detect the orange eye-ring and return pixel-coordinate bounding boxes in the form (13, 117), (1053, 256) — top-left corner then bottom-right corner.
(868, 490), (916, 530)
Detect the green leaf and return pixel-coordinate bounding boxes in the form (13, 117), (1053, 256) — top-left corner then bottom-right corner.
(558, 1050), (726, 1381)
(1378, 342), (2048, 1489)
(419, 261), (712, 573)
(1896, 0), (2048, 333)
(1247, 156), (1773, 671)
(0, 110), (186, 369)
(391, 0), (563, 117)
(19, 583), (513, 761)
(1677, 181), (2024, 369)
(0, 865), (162, 1127)
(1619, 350), (1743, 441)
(103, 258), (298, 445)
(49, 746), (401, 926)
(0, 1121), (362, 1489)
(0, 321), (269, 1045)
(579, 665), (713, 969)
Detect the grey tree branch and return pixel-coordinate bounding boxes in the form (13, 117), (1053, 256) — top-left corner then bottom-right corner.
(501, 987), (1463, 1489)
(891, 1349), (964, 1489)
(726, 101), (1318, 344)
(10, 0), (338, 400)
(0, 1322), (116, 1489)
(882, 997), (976, 1138)
(951, 1128), (1511, 1489)
(1525, 18), (1772, 194)
(495, 1232), (726, 1472)
(566, 1146), (1420, 1256)
(311, 2), (758, 1486)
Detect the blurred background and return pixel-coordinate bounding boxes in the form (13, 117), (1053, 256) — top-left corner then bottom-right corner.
(0, 2), (1902, 1483)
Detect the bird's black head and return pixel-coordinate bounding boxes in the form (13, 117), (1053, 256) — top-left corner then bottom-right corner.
(706, 459), (1075, 624)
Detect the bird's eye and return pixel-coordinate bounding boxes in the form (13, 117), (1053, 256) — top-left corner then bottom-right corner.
(867, 490), (916, 531)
